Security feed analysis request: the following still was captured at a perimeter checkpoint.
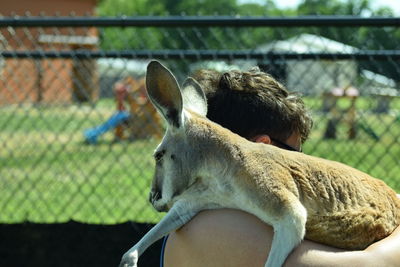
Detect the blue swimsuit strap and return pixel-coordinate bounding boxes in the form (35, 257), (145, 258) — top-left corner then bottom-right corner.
(160, 235), (169, 267)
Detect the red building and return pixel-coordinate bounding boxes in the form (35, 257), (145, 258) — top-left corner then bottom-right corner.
(0, 0), (98, 105)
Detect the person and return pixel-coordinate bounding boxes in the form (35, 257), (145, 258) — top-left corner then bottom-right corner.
(161, 67), (400, 267)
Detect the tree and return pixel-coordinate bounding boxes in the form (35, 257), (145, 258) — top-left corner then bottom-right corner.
(295, 0), (399, 81)
(96, 0), (399, 81)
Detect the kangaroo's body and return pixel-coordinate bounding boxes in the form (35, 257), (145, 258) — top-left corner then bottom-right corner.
(119, 61), (400, 267)
(185, 111), (400, 250)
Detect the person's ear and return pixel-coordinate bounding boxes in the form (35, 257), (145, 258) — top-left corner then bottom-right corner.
(252, 135), (272, 144)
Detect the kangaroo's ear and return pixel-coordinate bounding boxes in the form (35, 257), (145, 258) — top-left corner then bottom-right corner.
(181, 77), (207, 117)
(146, 61), (183, 129)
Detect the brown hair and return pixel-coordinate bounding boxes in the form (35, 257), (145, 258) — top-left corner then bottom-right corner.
(192, 68), (313, 144)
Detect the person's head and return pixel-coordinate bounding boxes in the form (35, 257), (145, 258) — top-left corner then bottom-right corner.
(191, 67), (313, 152)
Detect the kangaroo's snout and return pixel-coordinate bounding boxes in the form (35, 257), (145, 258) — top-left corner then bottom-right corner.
(149, 189), (161, 204)
(149, 188), (168, 212)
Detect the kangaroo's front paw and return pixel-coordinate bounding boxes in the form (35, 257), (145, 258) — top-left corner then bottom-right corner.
(119, 249), (138, 267)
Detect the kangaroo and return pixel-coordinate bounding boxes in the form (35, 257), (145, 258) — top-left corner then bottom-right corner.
(119, 60), (400, 267)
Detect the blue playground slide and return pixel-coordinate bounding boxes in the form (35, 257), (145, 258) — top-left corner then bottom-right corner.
(84, 111), (130, 144)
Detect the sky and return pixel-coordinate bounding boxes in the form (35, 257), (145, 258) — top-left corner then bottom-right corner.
(239, 0), (400, 16)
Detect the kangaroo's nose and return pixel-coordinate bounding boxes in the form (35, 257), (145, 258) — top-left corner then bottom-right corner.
(149, 190), (161, 203)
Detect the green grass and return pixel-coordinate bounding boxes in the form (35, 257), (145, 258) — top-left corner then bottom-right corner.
(0, 102), (164, 224)
(0, 98), (399, 224)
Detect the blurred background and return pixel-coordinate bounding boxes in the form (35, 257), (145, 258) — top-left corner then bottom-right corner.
(0, 0), (399, 266)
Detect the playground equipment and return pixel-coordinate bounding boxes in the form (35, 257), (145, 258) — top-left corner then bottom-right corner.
(113, 76), (163, 141)
(84, 111), (130, 144)
(84, 76), (162, 144)
(323, 86), (378, 140)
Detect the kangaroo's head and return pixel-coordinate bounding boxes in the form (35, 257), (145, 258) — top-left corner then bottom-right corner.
(146, 61), (208, 212)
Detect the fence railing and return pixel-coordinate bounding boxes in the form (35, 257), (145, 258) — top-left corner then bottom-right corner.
(1, 16), (399, 27)
(0, 16), (399, 224)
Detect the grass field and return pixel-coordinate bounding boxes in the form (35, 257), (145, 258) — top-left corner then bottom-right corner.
(0, 102), (163, 224)
(0, 98), (399, 224)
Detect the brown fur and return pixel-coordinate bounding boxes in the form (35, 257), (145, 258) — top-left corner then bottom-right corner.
(188, 111), (400, 250)
(116, 76), (163, 139)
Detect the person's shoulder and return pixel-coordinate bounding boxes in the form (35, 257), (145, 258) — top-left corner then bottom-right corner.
(180, 209), (272, 232)
(164, 209), (273, 267)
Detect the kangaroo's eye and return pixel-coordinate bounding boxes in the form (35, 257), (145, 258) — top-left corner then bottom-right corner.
(154, 150), (165, 162)
(170, 154), (176, 160)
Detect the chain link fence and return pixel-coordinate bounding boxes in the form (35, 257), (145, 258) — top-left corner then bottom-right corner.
(1, 16), (399, 224)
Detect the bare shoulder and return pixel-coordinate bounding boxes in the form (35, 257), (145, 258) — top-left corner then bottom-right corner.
(164, 209), (363, 267)
(164, 209), (272, 267)
(165, 209), (400, 267)
(168, 209), (273, 251)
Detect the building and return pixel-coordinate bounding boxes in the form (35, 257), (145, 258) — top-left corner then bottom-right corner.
(257, 33), (359, 96)
(0, 0), (98, 105)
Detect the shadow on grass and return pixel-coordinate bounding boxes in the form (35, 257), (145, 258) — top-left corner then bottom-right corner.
(0, 221), (163, 267)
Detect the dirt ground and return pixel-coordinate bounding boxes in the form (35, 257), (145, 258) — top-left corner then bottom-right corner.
(0, 221), (163, 267)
